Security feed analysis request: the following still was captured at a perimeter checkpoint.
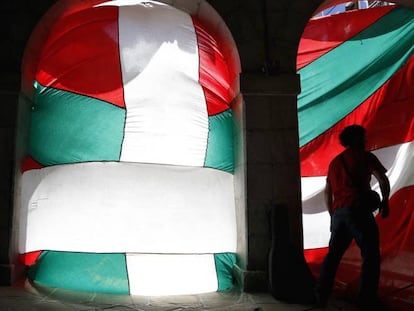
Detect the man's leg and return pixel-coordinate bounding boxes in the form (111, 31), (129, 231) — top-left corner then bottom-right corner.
(315, 210), (353, 304)
(351, 213), (380, 303)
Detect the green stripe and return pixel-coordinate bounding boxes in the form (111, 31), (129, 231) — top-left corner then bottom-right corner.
(30, 82), (125, 165)
(214, 252), (237, 291)
(28, 251), (129, 294)
(205, 110), (234, 173)
(298, 7), (414, 147)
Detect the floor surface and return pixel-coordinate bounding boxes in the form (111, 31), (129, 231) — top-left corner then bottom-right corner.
(0, 279), (367, 311)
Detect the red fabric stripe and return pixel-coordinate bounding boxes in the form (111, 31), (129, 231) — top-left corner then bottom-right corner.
(21, 0), (107, 97)
(192, 17), (233, 116)
(21, 156), (44, 173)
(304, 247), (328, 270)
(297, 6), (395, 70)
(304, 186), (414, 311)
(19, 251), (42, 266)
(337, 186), (414, 285)
(300, 54), (414, 176)
(34, 4), (125, 108)
(377, 186), (414, 271)
(305, 186), (414, 309)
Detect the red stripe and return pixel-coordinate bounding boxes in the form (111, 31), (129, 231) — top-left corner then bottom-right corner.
(300, 54), (414, 176)
(19, 251), (42, 266)
(192, 17), (233, 116)
(21, 156), (44, 173)
(21, 0), (108, 97)
(305, 186), (414, 309)
(34, 4), (125, 108)
(298, 6), (395, 70)
(304, 247), (328, 270)
(377, 186), (414, 262)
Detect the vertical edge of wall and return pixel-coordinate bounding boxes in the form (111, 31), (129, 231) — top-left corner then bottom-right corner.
(232, 93), (248, 290)
(0, 84), (19, 285)
(238, 72), (303, 293)
(9, 93), (33, 285)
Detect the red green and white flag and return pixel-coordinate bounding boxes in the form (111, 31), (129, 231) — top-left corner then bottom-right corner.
(299, 4), (414, 308)
(18, 0), (239, 295)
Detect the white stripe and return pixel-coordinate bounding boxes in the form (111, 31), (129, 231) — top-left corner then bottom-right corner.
(96, 0), (171, 8)
(19, 162), (236, 254)
(373, 141), (414, 195)
(126, 253), (218, 295)
(303, 140), (414, 249)
(117, 2), (209, 166)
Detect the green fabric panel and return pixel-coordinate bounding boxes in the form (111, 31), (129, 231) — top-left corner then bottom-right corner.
(205, 110), (234, 173)
(298, 7), (414, 147)
(214, 253), (237, 291)
(30, 81), (125, 165)
(27, 251), (129, 294)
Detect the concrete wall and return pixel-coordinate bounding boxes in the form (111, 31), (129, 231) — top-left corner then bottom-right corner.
(0, 1), (59, 284)
(0, 87), (18, 284)
(237, 73), (303, 291)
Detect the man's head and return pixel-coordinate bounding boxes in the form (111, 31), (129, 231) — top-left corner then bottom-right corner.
(339, 124), (366, 149)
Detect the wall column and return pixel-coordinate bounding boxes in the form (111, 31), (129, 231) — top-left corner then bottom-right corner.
(0, 75), (19, 285)
(236, 72), (304, 291)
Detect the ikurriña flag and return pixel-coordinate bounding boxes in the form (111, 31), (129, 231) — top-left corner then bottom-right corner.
(298, 4), (414, 309)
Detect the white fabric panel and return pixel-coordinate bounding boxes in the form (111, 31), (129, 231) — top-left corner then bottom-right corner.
(375, 141), (414, 195)
(115, 1), (209, 167)
(19, 162), (236, 254)
(126, 253), (218, 295)
(303, 141), (414, 250)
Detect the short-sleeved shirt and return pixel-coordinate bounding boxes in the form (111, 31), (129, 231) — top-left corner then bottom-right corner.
(327, 148), (386, 211)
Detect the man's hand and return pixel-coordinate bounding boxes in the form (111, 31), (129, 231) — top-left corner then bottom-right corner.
(380, 200), (390, 219)
(373, 169), (390, 219)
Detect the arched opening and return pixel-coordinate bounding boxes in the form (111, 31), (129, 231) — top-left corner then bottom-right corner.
(297, 1), (414, 309)
(14, 0), (243, 296)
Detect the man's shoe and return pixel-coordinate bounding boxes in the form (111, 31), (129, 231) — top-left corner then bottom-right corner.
(313, 289), (327, 308)
(357, 297), (390, 311)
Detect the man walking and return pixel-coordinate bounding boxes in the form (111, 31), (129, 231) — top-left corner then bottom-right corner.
(315, 124), (390, 309)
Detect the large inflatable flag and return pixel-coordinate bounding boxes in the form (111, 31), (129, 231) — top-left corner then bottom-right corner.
(298, 4), (414, 310)
(17, 0), (240, 295)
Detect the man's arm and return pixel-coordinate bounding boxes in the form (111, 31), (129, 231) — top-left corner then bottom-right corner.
(373, 169), (390, 219)
(324, 180), (333, 216)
